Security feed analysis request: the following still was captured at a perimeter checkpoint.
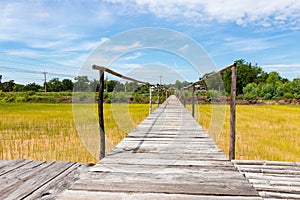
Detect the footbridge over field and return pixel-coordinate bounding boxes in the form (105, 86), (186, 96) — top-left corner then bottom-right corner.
(57, 95), (261, 199)
(2, 95), (300, 199)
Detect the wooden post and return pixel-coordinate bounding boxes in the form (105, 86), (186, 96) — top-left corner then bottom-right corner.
(229, 63), (237, 160)
(98, 69), (105, 160)
(192, 86), (195, 118)
(183, 90), (186, 107)
(157, 85), (160, 107)
(149, 86), (152, 114)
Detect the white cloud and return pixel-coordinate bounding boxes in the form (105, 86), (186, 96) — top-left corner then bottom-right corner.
(261, 64), (300, 79)
(120, 52), (143, 61)
(106, 41), (142, 52)
(104, 0), (300, 28)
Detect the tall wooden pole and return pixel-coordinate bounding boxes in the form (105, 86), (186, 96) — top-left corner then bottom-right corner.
(229, 63), (237, 160)
(157, 85), (160, 107)
(149, 86), (152, 114)
(43, 71), (47, 93)
(192, 86), (195, 118)
(98, 69), (105, 160)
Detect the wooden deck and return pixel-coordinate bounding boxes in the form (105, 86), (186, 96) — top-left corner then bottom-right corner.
(57, 95), (261, 199)
(233, 160), (300, 199)
(0, 159), (86, 199)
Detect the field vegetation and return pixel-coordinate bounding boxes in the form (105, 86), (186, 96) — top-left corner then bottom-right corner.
(193, 104), (300, 162)
(0, 103), (150, 163)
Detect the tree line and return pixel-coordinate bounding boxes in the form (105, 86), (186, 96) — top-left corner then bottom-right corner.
(221, 59), (300, 100)
(0, 76), (141, 93)
(1, 59), (299, 101)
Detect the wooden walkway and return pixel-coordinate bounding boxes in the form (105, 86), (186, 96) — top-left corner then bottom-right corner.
(0, 159), (85, 199)
(58, 95), (261, 199)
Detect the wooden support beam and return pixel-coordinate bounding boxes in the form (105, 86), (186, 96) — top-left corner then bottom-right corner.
(183, 64), (235, 90)
(98, 69), (105, 160)
(229, 63), (237, 160)
(93, 65), (153, 86)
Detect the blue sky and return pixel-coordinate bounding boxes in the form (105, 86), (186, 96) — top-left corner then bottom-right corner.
(0, 0), (300, 84)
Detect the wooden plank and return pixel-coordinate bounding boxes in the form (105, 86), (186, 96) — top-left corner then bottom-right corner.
(234, 160), (300, 199)
(26, 163), (86, 200)
(69, 181), (259, 196)
(0, 159), (31, 176)
(58, 190), (263, 200)
(0, 161), (75, 199)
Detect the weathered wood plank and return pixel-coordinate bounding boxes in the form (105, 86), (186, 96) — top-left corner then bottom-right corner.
(0, 159), (31, 176)
(0, 160), (86, 200)
(234, 160), (300, 199)
(59, 190), (263, 200)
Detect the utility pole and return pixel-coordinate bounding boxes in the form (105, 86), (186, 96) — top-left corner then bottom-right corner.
(43, 71), (47, 93)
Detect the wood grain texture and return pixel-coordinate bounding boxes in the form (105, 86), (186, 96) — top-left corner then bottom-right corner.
(233, 160), (300, 199)
(0, 159), (86, 199)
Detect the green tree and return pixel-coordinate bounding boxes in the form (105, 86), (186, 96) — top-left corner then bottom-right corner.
(61, 79), (74, 91)
(74, 76), (89, 92)
(2, 80), (15, 92)
(47, 78), (62, 92)
(222, 59), (265, 95)
(266, 72), (281, 84)
(23, 83), (42, 92)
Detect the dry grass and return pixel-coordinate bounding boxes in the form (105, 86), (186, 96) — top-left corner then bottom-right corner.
(193, 104), (300, 162)
(0, 103), (149, 163)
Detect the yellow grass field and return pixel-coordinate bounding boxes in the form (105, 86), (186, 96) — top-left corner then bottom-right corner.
(193, 104), (300, 162)
(1, 102), (299, 163)
(0, 103), (150, 163)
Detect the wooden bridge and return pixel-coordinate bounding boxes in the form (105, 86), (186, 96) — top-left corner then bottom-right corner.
(1, 95), (300, 199)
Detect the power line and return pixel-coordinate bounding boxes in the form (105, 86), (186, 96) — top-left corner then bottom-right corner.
(0, 65), (75, 78)
(0, 56), (76, 69)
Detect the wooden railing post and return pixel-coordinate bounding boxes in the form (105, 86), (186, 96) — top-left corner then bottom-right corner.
(149, 86), (153, 114)
(192, 86), (195, 118)
(183, 90), (186, 107)
(98, 69), (105, 160)
(229, 63), (237, 160)
(157, 85), (160, 107)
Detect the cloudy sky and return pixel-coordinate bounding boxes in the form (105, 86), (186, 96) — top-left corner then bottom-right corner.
(0, 0), (300, 84)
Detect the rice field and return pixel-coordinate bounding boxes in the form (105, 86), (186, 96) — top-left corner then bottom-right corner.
(193, 104), (300, 162)
(1, 101), (299, 163)
(0, 103), (150, 163)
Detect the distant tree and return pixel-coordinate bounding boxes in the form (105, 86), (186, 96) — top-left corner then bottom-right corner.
(47, 78), (62, 92)
(266, 72), (281, 84)
(114, 81), (125, 92)
(23, 83), (42, 92)
(61, 79), (74, 91)
(125, 82), (139, 92)
(105, 80), (117, 92)
(89, 79), (99, 92)
(222, 59), (265, 95)
(74, 76), (89, 92)
(12, 84), (24, 92)
(2, 80), (15, 92)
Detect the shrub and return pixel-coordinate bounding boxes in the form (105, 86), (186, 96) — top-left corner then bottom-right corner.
(283, 92), (294, 99)
(263, 93), (273, 100)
